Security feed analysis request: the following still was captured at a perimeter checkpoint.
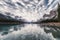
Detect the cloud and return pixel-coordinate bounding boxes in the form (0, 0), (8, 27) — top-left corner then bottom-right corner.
(0, 0), (59, 22)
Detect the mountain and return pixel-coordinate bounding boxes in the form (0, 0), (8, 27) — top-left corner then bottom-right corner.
(57, 3), (60, 21)
(0, 13), (22, 22)
(0, 0), (59, 22)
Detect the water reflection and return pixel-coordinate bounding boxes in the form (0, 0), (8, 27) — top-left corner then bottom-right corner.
(0, 24), (60, 40)
(0, 24), (24, 35)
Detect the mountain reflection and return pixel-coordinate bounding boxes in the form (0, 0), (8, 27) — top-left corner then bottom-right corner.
(0, 24), (60, 40)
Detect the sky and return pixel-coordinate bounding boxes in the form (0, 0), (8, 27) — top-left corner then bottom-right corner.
(0, 0), (60, 22)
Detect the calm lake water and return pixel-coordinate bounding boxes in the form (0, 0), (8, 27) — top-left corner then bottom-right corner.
(0, 24), (60, 40)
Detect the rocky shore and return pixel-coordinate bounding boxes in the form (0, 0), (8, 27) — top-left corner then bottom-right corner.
(40, 22), (60, 27)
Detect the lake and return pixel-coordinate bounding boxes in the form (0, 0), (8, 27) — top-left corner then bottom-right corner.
(0, 24), (60, 40)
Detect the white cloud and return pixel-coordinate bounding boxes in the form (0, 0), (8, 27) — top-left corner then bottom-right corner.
(0, 0), (59, 22)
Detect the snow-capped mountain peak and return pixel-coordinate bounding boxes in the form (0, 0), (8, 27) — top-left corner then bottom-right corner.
(0, 0), (59, 22)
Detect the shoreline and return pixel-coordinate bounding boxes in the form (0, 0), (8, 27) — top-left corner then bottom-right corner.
(39, 22), (60, 27)
(0, 22), (60, 26)
(0, 22), (58, 26)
